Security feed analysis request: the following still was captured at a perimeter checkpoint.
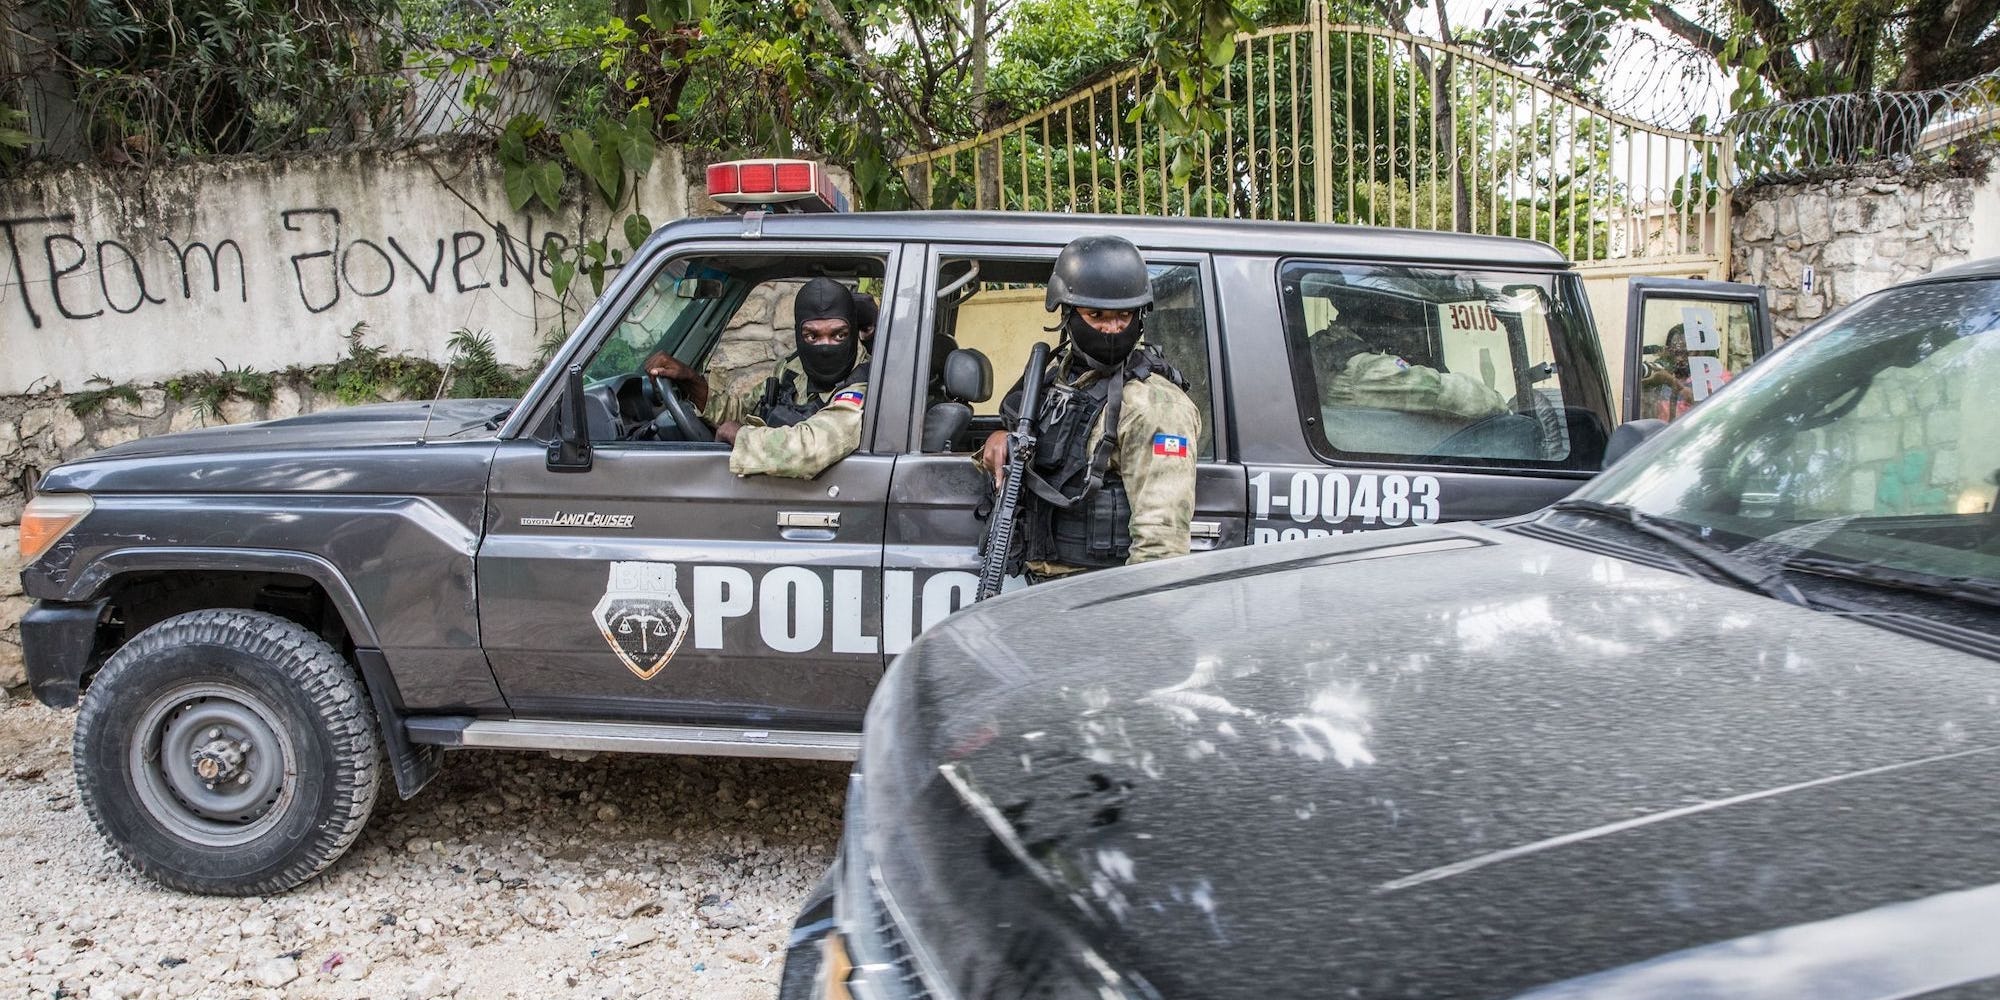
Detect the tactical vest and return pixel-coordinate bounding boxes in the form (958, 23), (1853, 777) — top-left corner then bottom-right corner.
(1020, 346), (1187, 569)
(755, 364), (862, 428)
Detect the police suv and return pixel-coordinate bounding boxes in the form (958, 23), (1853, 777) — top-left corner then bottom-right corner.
(20, 160), (1678, 894)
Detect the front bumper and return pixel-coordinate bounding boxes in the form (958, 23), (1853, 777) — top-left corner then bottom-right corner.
(780, 770), (941, 1000)
(779, 861), (841, 1000)
(19, 599), (107, 707)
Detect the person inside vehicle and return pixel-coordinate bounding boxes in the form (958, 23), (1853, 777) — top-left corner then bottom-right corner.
(977, 235), (1202, 579)
(852, 290), (878, 345)
(1309, 299), (1508, 422)
(644, 277), (870, 479)
(1639, 324), (1697, 421)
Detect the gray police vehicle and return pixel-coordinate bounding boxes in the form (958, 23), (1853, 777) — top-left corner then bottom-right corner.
(19, 160), (1673, 894)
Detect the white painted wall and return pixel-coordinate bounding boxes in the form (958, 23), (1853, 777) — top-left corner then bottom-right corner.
(0, 143), (691, 394)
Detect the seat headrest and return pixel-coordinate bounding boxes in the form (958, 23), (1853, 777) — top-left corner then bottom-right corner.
(942, 348), (993, 403)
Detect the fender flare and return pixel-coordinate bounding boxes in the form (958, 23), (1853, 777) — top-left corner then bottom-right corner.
(61, 546), (381, 648)
(59, 547), (443, 798)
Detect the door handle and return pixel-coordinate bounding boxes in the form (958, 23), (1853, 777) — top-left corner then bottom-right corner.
(778, 511), (840, 530)
(1190, 519), (1223, 551)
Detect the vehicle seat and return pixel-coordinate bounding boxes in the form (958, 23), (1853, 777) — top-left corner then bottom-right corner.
(923, 348), (993, 452)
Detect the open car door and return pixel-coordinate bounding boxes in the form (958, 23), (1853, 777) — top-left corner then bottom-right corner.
(1624, 277), (1774, 423)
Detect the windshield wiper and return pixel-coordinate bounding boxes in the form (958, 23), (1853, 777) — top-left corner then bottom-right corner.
(1548, 499), (1812, 608)
(1782, 557), (2000, 611)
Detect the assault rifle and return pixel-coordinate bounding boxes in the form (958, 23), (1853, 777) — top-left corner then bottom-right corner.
(977, 341), (1050, 600)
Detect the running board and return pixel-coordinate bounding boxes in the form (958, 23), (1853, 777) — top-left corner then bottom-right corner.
(404, 717), (861, 761)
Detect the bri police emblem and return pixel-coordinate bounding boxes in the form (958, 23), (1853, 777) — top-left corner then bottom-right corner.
(592, 561), (692, 680)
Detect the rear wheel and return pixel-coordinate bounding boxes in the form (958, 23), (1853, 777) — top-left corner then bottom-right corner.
(73, 610), (381, 895)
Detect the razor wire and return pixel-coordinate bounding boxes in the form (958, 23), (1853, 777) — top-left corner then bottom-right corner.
(1726, 70), (2000, 180)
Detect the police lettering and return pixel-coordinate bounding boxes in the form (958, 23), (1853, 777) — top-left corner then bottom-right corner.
(686, 565), (976, 656)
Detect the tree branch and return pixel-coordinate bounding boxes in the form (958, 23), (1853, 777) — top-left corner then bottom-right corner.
(809, 0), (936, 155)
(1647, 3), (1729, 62)
(1733, 0), (1809, 94)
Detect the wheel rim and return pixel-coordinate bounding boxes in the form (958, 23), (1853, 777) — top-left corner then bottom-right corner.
(129, 683), (298, 847)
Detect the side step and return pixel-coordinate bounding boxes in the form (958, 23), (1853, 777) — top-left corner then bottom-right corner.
(405, 717), (861, 762)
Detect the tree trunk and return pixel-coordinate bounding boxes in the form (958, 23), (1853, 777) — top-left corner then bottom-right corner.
(971, 0), (1000, 209)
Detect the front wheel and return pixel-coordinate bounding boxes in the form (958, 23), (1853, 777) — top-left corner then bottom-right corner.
(73, 610), (381, 895)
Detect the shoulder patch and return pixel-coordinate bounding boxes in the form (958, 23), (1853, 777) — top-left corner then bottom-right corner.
(1151, 432), (1190, 458)
(830, 387), (866, 408)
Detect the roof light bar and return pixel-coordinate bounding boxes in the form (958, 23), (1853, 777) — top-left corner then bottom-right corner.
(705, 159), (849, 213)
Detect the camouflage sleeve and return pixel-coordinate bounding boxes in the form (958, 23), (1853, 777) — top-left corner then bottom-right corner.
(1111, 374), (1201, 564)
(728, 383), (867, 479)
(702, 380), (761, 428)
(1331, 354), (1508, 420)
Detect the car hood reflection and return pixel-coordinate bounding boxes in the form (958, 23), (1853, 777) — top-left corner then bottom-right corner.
(898, 525), (2000, 999)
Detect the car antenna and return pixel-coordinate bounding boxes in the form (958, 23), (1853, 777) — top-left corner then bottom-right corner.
(416, 354), (454, 445)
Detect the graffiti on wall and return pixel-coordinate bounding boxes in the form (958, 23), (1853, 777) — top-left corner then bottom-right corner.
(0, 208), (581, 328)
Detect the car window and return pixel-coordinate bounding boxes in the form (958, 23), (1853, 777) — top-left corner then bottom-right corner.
(1280, 261), (1599, 471)
(1633, 298), (1761, 423)
(583, 258), (714, 382)
(577, 252), (887, 446)
(930, 257), (1216, 459)
(1588, 275), (2000, 585)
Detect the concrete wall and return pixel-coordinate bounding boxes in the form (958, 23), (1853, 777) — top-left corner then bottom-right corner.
(0, 141), (693, 395)
(1730, 160), (1995, 341)
(1, 142), (702, 693)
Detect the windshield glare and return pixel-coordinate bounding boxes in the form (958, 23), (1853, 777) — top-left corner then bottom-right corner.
(1580, 276), (2000, 585)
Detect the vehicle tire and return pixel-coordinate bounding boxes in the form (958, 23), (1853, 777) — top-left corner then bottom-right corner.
(72, 609), (382, 895)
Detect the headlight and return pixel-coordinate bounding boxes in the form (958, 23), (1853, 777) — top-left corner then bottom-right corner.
(19, 492), (93, 564)
(845, 629), (1158, 1000)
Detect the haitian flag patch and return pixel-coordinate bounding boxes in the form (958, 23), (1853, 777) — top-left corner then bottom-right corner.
(831, 388), (866, 408)
(1152, 433), (1189, 458)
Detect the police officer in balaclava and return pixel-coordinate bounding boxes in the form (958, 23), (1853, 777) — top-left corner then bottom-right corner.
(978, 235), (1202, 579)
(647, 276), (871, 479)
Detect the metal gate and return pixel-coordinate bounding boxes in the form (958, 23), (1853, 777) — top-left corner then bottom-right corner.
(896, 3), (1730, 277)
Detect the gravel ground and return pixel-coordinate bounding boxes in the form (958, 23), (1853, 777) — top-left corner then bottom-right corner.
(0, 696), (850, 1000)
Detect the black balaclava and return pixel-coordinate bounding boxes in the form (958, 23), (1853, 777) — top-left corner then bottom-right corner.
(794, 277), (859, 390)
(1063, 306), (1145, 371)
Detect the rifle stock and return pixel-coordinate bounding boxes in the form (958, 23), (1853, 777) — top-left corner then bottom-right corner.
(976, 342), (1050, 600)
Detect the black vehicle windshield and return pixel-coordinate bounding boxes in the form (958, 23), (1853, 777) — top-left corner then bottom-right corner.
(1571, 274), (2000, 606)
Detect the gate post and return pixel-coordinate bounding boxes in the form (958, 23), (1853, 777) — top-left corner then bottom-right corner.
(1309, 0), (1334, 222)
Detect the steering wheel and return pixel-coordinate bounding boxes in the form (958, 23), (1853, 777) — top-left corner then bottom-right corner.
(644, 374), (714, 442)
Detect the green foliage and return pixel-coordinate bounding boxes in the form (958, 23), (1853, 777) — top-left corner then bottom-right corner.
(166, 363), (277, 420)
(12, 0), (403, 165)
(75, 324), (533, 426)
(442, 329), (532, 398)
(0, 105), (35, 170)
(66, 377), (143, 417)
(309, 324), (446, 406)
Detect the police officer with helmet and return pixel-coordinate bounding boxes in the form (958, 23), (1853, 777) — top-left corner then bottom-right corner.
(979, 234), (1202, 578)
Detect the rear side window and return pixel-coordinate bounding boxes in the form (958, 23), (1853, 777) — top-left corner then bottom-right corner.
(936, 258), (1216, 459)
(1280, 261), (1603, 471)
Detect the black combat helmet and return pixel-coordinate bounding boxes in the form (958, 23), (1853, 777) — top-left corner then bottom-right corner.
(1044, 235), (1153, 312)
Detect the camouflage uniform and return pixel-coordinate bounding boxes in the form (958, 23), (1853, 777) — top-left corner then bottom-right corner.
(1316, 329), (1506, 420)
(715, 355), (870, 480)
(1003, 360), (1201, 577)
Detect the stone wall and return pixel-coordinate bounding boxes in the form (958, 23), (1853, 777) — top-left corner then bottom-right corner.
(1731, 158), (1997, 340)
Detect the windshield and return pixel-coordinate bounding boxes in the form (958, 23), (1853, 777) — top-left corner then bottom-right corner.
(1576, 275), (2000, 590)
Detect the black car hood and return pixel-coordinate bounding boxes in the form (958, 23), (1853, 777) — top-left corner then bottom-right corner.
(892, 525), (2000, 999)
(38, 399), (513, 495)
(83, 398), (514, 461)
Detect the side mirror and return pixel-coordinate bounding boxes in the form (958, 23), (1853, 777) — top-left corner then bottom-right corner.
(546, 364), (593, 472)
(1603, 418), (1667, 468)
